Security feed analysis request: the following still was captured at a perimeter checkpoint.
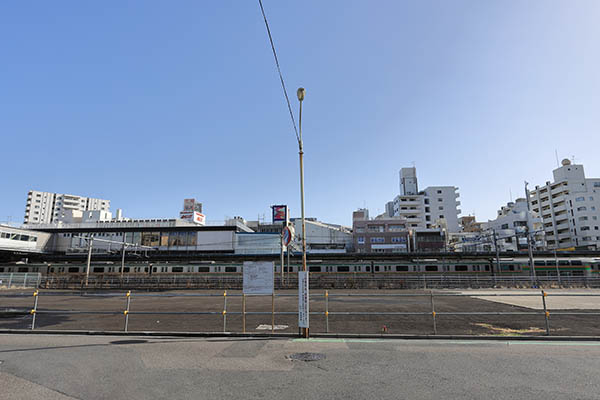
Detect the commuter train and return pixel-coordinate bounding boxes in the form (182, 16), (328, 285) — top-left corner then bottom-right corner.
(2, 257), (600, 277)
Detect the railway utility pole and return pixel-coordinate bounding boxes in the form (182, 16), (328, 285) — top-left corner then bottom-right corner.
(492, 230), (500, 280)
(85, 235), (94, 287)
(524, 181), (537, 284)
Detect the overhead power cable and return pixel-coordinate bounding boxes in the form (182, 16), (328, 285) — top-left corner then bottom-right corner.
(258, 0), (300, 143)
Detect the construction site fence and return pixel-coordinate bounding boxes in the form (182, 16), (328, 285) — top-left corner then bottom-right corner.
(0, 273), (41, 289)
(38, 273), (600, 290)
(2, 290), (599, 336)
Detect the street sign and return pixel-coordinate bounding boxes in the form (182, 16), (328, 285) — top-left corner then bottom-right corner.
(243, 261), (274, 295)
(298, 271), (309, 328)
(282, 225), (294, 246)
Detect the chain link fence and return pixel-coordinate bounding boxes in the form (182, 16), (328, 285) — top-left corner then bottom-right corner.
(0, 273), (41, 289)
(38, 273), (600, 290)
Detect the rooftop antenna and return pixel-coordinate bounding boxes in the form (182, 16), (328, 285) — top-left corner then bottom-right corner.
(555, 149), (559, 167)
(509, 188), (513, 202)
(571, 155), (576, 164)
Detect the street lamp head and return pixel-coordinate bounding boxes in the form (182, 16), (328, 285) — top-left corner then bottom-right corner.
(297, 87), (305, 101)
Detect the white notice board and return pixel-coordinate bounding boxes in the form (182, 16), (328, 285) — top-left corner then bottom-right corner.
(298, 271), (309, 328)
(243, 261), (274, 295)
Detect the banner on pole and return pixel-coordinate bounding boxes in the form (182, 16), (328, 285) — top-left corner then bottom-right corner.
(298, 271), (309, 328)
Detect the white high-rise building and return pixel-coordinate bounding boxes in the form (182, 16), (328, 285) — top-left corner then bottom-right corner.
(400, 167), (418, 195)
(529, 160), (600, 250)
(483, 198), (545, 251)
(24, 190), (111, 225)
(386, 167), (461, 232)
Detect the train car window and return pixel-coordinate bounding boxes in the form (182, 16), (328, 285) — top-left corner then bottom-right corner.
(49, 267), (55, 273)
(153, 267), (157, 272)
(375, 266), (380, 272)
(93, 267), (104, 273)
(198, 267), (210, 272)
(396, 265), (408, 272)
(455, 265), (468, 271)
(425, 265), (438, 272)
(0, 267), (4, 272)
(366, 266), (371, 272)
(225, 267), (237, 273)
(18, 267), (28, 272)
(172, 267), (184, 273)
(123, 267), (130, 272)
(559, 260), (570, 266)
(473, 266), (480, 272)
(534, 261), (546, 266)
(484, 265), (490, 271)
(144, 267), (149, 272)
(571, 260), (583, 265)
(309, 266), (322, 272)
(68, 267), (79, 273)
(338, 266), (350, 272)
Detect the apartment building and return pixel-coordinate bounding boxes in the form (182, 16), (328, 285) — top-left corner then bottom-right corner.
(352, 209), (444, 253)
(483, 198), (545, 250)
(385, 167), (461, 232)
(529, 160), (600, 250)
(24, 190), (110, 225)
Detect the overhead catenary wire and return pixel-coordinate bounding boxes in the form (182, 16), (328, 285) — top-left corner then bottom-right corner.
(258, 0), (300, 143)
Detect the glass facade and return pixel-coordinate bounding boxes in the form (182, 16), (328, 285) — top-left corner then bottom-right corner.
(62, 230), (210, 250)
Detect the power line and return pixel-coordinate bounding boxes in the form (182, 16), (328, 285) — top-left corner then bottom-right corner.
(258, 0), (300, 143)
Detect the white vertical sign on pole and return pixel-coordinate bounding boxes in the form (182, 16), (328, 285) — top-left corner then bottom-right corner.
(298, 271), (309, 328)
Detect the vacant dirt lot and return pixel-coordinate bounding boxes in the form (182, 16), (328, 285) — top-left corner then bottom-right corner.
(2, 288), (600, 336)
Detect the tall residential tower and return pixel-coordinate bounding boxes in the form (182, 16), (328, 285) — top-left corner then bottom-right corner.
(386, 167), (461, 232)
(24, 190), (111, 225)
(529, 160), (600, 249)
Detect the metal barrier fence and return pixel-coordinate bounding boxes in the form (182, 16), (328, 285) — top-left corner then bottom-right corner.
(40, 273), (600, 290)
(2, 289), (600, 336)
(0, 273), (41, 289)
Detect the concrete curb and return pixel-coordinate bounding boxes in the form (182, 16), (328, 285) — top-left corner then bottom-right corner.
(2, 329), (600, 341)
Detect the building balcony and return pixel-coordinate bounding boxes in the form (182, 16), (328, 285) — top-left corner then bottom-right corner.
(553, 204), (566, 213)
(396, 208), (421, 214)
(395, 199), (421, 206)
(557, 232), (571, 240)
(555, 216), (568, 224)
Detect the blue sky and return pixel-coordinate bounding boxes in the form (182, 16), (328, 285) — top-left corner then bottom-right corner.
(1, 1), (599, 226)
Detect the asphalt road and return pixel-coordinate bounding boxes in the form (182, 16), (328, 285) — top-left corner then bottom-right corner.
(1, 334), (599, 400)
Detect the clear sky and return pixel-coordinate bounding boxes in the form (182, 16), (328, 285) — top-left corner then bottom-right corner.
(1, 1), (599, 227)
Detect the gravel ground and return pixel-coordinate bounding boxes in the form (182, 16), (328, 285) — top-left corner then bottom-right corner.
(2, 288), (600, 336)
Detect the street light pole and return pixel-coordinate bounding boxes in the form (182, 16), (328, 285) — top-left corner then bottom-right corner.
(297, 87), (308, 339)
